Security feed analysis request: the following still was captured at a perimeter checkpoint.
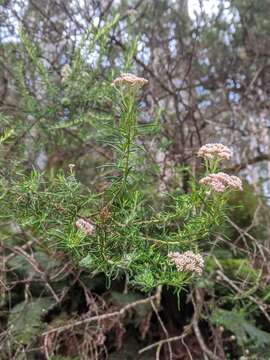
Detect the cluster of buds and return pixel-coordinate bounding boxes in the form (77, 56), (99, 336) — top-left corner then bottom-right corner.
(111, 73), (148, 89)
(198, 143), (232, 161)
(168, 251), (204, 276)
(199, 172), (243, 192)
(75, 218), (95, 235)
(61, 64), (71, 83)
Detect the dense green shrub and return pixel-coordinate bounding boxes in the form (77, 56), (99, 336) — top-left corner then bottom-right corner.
(0, 27), (243, 292)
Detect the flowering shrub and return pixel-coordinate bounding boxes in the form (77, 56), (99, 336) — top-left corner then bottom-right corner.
(0, 15), (243, 293)
(1, 67), (243, 292)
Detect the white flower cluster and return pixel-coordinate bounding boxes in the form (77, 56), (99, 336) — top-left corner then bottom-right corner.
(199, 172), (243, 192)
(198, 143), (232, 160)
(168, 251), (204, 276)
(112, 73), (148, 88)
(76, 218), (95, 235)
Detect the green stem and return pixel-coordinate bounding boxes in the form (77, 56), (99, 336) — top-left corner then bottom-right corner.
(121, 90), (136, 190)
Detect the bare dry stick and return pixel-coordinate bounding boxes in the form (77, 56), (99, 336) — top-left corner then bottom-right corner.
(43, 289), (161, 336)
(216, 269), (270, 323)
(191, 289), (221, 360)
(12, 246), (60, 303)
(139, 332), (190, 355)
(150, 287), (173, 360)
(5, 239), (35, 262)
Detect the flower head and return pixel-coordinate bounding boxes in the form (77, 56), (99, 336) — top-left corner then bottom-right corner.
(68, 163), (75, 173)
(76, 218), (95, 235)
(199, 172), (243, 192)
(61, 64), (71, 83)
(168, 251), (204, 276)
(112, 73), (148, 88)
(198, 143), (232, 161)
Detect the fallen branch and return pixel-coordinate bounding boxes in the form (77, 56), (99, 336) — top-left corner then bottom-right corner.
(43, 286), (162, 336)
(139, 331), (191, 355)
(216, 269), (270, 323)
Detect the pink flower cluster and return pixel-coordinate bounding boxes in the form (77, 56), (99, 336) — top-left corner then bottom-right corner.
(168, 251), (204, 276)
(198, 143), (232, 160)
(76, 218), (95, 235)
(112, 73), (148, 88)
(199, 172), (243, 192)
